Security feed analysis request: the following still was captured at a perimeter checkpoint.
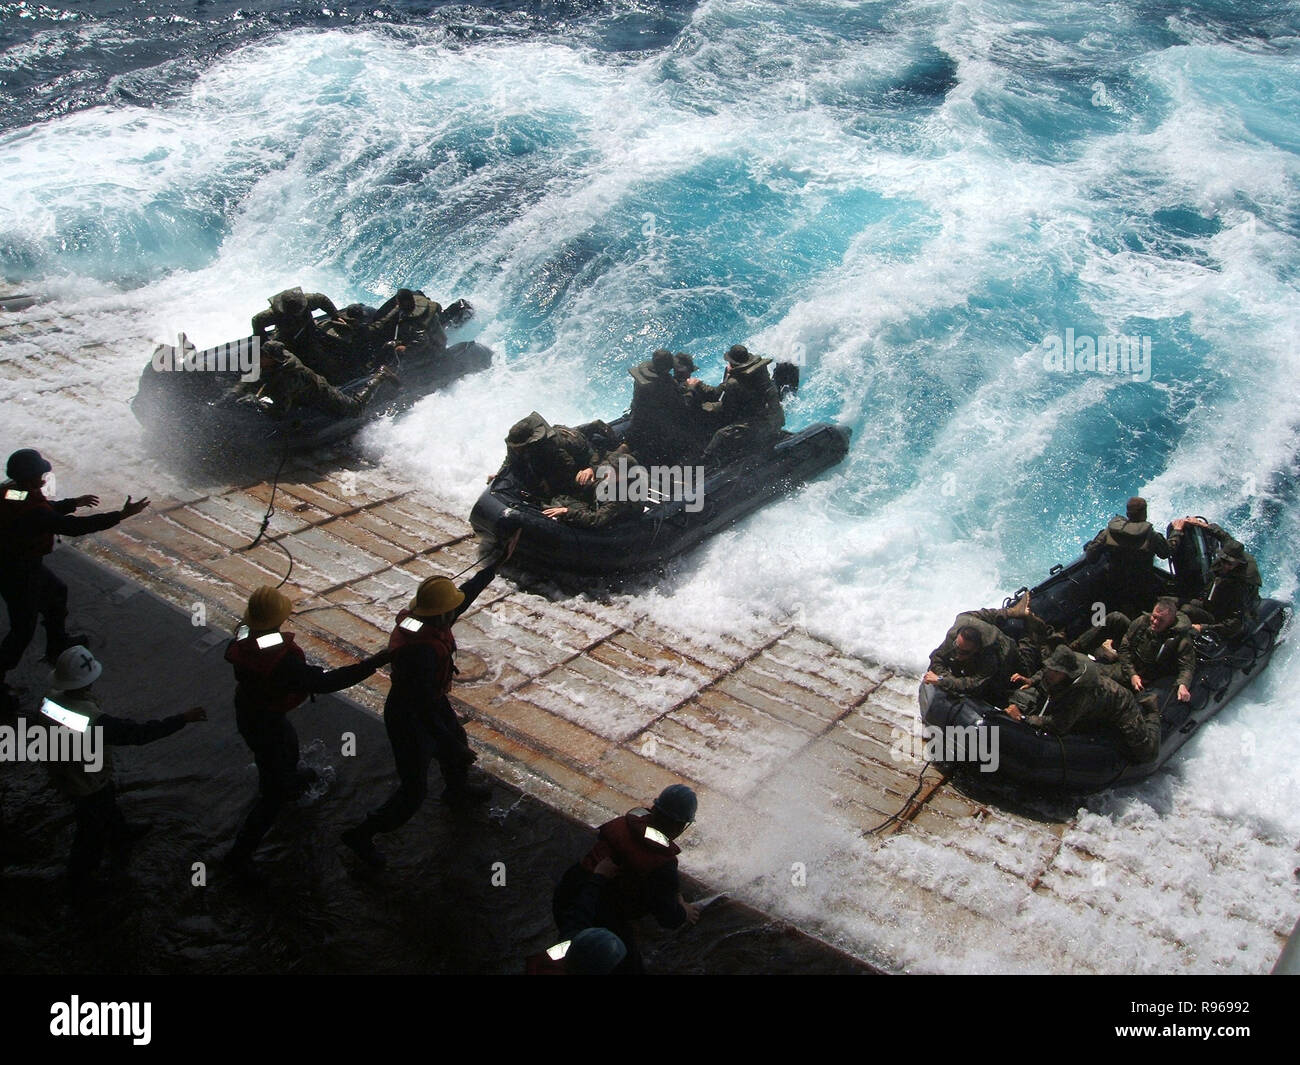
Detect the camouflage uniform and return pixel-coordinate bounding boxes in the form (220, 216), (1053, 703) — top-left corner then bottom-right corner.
(927, 612), (1019, 706)
(1169, 522), (1261, 640)
(627, 351), (694, 465)
(549, 446), (645, 529)
(251, 288), (357, 383)
(498, 413), (596, 502)
(370, 291), (447, 360)
(237, 350), (391, 418)
(1116, 611), (1196, 691)
(1083, 508), (1170, 617)
(964, 605), (1064, 678)
(700, 347), (785, 465)
(1019, 648), (1160, 764)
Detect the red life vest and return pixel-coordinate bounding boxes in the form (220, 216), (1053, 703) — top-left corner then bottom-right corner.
(0, 483), (56, 562)
(523, 950), (567, 975)
(224, 631), (309, 714)
(580, 814), (680, 921)
(388, 610), (457, 693)
(581, 813), (679, 878)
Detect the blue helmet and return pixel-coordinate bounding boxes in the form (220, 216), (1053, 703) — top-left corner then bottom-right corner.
(652, 783), (698, 825)
(565, 928), (627, 975)
(6, 448), (51, 482)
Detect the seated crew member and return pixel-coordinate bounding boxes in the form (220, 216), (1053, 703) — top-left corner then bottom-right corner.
(923, 607), (1024, 707)
(228, 340), (397, 419)
(1007, 645), (1161, 764)
(251, 287), (357, 383)
(671, 351), (717, 456)
(543, 444), (645, 529)
(492, 412), (597, 502)
(552, 784), (701, 975)
(671, 351), (701, 390)
(699, 345), (785, 465)
(962, 591), (1065, 681)
(1113, 596), (1195, 703)
(43, 647), (206, 890)
(1169, 517), (1262, 641)
(626, 349), (693, 465)
(318, 302), (374, 358)
(1083, 496), (1170, 617)
(369, 288), (447, 362)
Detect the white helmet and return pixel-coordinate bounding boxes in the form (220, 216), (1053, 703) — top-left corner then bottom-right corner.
(49, 646), (102, 691)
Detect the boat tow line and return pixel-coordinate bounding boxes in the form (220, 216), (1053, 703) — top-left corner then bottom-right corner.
(864, 760), (952, 837)
(241, 448), (294, 589)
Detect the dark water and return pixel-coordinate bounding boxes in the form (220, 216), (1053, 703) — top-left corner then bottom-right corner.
(0, 0), (698, 132)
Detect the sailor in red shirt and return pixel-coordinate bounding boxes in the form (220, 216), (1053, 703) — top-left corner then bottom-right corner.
(0, 448), (150, 700)
(223, 585), (389, 880)
(341, 532), (518, 869)
(552, 784), (702, 974)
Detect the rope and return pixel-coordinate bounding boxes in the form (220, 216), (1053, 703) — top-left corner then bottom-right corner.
(864, 760), (944, 836)
(242, 448), (294, 589)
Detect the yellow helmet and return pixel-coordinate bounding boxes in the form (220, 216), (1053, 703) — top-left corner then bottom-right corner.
(409, 577), (464, 618)
(244, 586), (293, 631)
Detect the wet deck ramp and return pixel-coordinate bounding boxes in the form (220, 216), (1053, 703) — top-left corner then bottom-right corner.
(2, 292), (1295, 973)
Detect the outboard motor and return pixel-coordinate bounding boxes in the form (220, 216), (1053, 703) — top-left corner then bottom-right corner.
(1169, 518), (1213, 602)
(772, 361), (800, 398)
(441, 299), (475, 329)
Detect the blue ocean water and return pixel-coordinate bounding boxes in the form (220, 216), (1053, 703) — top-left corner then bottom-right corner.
(2, 1), (1299, 966)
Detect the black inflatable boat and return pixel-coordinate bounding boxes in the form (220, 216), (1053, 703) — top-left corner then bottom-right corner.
(131, 304), (491, 459)
(469, 416), (851, 575)
(918, 522), (1288, 792)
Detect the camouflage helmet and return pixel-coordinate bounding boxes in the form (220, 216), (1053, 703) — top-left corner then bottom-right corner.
(1042, 645), (1087, 682)
(506, 412), (552, 449)
(274, 287), (308, 315)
